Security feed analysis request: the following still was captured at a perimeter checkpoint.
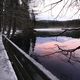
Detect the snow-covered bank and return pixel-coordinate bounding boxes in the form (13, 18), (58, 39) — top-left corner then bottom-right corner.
(0, 35), (17, 80)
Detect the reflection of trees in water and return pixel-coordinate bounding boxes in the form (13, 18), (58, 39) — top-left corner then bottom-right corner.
(55, 44), (80, 63)
(56, 28), (80, 38)
(10, 29), (36, 55)
(34, 44), (80, 64)
(64, 30), (80, 38)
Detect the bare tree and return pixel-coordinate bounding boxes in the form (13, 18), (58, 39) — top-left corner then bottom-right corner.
(30, 0), (80, 20)
(0, 0), (4, 32)
(2, 0), (32, 37)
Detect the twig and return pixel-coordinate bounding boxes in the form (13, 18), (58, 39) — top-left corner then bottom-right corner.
(37, 44), (80, 62)
(55, 44), (80, 62)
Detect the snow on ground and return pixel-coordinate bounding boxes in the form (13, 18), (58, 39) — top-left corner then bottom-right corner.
(0, 35), (17, 80)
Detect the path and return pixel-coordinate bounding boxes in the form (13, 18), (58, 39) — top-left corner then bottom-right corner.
(0, 34), (17, 80)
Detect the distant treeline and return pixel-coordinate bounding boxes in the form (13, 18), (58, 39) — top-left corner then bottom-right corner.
(35, 19), (80, 28)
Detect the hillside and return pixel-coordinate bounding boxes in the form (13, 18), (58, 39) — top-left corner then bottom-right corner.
(35, 19), (80, 28)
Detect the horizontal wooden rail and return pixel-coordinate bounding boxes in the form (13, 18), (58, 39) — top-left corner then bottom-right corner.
(2, 34), (59, 80)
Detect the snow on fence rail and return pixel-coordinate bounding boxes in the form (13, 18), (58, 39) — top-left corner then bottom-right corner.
(2, 34), (59, 80)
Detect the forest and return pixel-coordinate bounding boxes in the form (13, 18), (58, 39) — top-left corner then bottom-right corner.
(1, 0), (80, 80)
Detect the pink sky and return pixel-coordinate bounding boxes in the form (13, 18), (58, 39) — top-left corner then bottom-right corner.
(34, 39), (80, 57)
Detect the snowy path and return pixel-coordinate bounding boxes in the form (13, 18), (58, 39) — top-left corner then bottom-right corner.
(0, 34), (17, 80)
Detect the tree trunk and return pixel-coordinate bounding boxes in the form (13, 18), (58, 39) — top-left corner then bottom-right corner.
(11, 18), (16, 37)
(7, 15), (12, 38)
(0, 0), (4, 32)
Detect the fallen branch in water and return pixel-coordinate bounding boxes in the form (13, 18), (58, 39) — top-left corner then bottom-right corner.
(55, 44), (80, 62)
(37, 44), (80, 62)
(50, 27), (80, 41)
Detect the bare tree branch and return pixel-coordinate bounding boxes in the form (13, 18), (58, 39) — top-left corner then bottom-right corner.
(38, 4), (58, 14)
(54, 0), (69, 19)
(44, 0), (63, 8)
(61, 0), (75, 18)
(36, 0), (63, 14)
(37, 44), (80, 62)
(70, 8), (80, 19)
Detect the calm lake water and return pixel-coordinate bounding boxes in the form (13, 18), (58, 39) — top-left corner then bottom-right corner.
(33, 28), (80, 80)
(13, 28), (80, 80)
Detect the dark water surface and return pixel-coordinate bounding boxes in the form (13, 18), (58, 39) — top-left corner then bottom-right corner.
(33, 36), (80, 80)
(11, 28), (80, 80)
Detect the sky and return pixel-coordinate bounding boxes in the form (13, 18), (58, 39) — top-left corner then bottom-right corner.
(30, 0), (80, 21)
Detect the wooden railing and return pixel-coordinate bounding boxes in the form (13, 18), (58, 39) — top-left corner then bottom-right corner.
(2, 34), (59, 80)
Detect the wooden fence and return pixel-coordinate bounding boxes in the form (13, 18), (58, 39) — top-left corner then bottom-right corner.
(2, 34), (59, 80)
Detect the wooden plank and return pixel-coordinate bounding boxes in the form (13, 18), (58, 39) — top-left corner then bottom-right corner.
(2, 34), (59, 80)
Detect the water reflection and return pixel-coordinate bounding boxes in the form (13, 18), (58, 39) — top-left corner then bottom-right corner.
(34, 28), (64, 32)
(11, 28), (36, 54)
(11, 27), (80, 80)
(35, 28), (80, 38)
(36, 36), (73, 44)
(34, 36), (80, 80)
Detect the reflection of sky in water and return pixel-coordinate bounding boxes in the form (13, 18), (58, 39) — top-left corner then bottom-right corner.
(34, 36), (80, 80)
(34, 29), (80, 80)
(36, 36), (73, 44)
(35, 28), (64, 32)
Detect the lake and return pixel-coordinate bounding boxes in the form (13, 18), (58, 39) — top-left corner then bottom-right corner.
(11, 28), (80, 80)
(33, 28), (80, 80)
